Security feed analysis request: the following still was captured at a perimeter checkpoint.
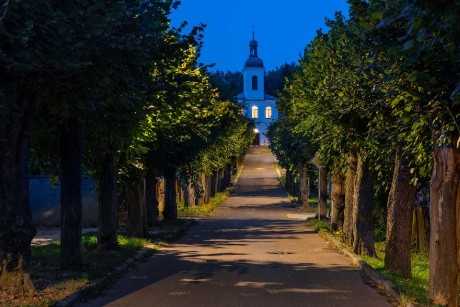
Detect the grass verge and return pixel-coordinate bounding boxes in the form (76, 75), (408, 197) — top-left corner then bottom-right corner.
(1, 234), (150, 306)
(361, 242), (430, 305)
(3, 219), (194, 306)
(178, 191), (229, 217)
(306, 217), (430, 305)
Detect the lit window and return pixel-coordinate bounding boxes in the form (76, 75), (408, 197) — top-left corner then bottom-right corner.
(265, 107), (272, 119)
(252, 76), (258, 90)
(251, 106), (258, 119)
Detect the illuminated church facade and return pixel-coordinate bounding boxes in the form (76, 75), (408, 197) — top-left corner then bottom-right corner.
(237, 34), (278, 145)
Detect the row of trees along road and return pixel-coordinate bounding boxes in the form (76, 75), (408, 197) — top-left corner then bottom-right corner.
(268, 0), (459, 305)
(0, 1), (253, 294)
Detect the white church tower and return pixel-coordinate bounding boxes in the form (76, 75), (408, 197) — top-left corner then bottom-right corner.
(237, 32), (278, 145)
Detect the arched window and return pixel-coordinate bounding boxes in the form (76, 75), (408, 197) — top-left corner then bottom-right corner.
(251, 106), (258, 119)
(265, 106), (272, 119)
(252, 76), (258, 90)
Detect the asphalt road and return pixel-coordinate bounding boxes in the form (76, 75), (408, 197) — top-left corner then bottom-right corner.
(82, 148), (392, 307)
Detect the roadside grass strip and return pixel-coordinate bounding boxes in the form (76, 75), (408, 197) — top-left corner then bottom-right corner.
(307, 217), (430, 306)
(3, 219), (194, 306)
(178, 191), (229, 217)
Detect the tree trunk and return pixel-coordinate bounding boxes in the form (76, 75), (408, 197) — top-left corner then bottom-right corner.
(97, 151), (119, 251)
(157, 178), (165, 220)
(331, 166), (345, 230)
(429, 139), (460, 306)
(194, 174), (205, 206)
(181, 175), (196, 207)
(411, 204), (430, 255)
(204, 175), (211, 204)
(224, 164), (232, 187)
(217, 168), (225, 192)
(163, 167), (178, 221)
(352, 153), (376, 257)
(232, 158), (238, 175)
(126, 177), (147, 237)
(285, 169), (292, 194)
(210, 172), (218, 197)
(318, 169), (328, 217)
(145, 166), (159, 227)
(175, 178), (183, 204)
(0, 90), (36, 292)
(298, 165), (309, 208)
(60, 118), (83, 270)
(384, 154), (416, 278)
(343, 152), (357, 245)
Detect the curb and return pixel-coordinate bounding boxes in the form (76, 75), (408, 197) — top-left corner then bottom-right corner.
(318, 231), (414, 307)
(56, 245), (156, 307)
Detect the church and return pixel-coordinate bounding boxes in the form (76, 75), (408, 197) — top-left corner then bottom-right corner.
(237, 33), (278, 146)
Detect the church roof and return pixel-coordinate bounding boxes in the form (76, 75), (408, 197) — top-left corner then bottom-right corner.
(244, 57), (264, 68)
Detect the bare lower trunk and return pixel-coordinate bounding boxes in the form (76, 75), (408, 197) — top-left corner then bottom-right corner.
(411, 204), (429, 255)
(164, 167), (178, 221)
(127, 177), (147, 237)
(352, 153), (376, 257)
(298, 165), (309, 208)
(97, 151), (119, 251)
(145, 167), (159, 226)
(318, 169), (328, 217)
(232, 158), (238, 175)
(217, 168), (225, 192)
(156, 178), (165, 219)
(331, 166), (345, 230)
(181, 175), (196, 207)
(224, 164), (232, 187)
(210, 172), (218, 197)
(286, 169), (293, 194)
(384, 154), (416, 278)
(194, 174), (205, 206)
(204, 175), (211, 204)
(175, 179), (183, 204)
(429, 138), (459, 306)
(343, 153), (357, 245)
(0, 90), (36, 292)
(60, 118), (83, 269)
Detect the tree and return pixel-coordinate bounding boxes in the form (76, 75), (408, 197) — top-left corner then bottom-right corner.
(265, 62), (297, 97)
(208, 70), (243, 102)
(365, 0), (459, 302)
(266, 117), (316, 208)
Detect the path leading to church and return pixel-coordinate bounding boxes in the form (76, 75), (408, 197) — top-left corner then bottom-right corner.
(82, 148), (392, 307)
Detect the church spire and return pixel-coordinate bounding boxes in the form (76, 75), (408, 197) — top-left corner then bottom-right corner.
(249, 28), (258, 57)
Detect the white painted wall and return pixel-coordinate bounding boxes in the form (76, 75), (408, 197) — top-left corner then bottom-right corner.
(243, 67), (265, 100)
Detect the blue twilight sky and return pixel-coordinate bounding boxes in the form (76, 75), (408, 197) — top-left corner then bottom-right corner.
(170, 1), (350, 72)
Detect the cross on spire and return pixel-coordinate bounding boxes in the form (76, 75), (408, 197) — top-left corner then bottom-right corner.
(252, 26), (255, 40)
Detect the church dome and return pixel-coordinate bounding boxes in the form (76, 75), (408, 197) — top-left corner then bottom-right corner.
(244, 57), (264, 68)
(249, 39), (258, 46)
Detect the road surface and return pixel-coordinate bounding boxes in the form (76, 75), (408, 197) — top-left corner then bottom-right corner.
(82, 148), (392, 307)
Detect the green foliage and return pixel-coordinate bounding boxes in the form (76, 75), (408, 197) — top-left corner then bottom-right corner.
(208, 70), (243, 102)
(264, 62), (298, 97)
(267, 117), (317, 178)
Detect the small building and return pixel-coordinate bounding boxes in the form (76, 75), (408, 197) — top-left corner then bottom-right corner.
(237, 33), (278, 145)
